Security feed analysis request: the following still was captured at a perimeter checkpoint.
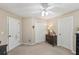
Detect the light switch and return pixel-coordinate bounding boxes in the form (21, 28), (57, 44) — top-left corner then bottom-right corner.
(1, 32), (4, 35)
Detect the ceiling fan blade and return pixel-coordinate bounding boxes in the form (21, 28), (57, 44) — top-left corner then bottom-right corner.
(46, 6), (55, 10)
(32, 11), (41, 14)
(41, 3), (48, 9)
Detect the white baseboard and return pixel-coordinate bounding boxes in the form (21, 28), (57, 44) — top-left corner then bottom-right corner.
(22, 41), (45, 46)
(23, 43), (36, 45)
(72, 50), (76, 54)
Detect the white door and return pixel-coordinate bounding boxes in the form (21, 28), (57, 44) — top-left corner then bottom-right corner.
(35, 22), (46, 43)
(8, 17), (20, 51)
(58, 16), (73, 51)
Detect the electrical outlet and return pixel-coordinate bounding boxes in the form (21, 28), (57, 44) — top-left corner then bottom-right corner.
(1, 32), (4, 35)
(28, 40), (31, 42)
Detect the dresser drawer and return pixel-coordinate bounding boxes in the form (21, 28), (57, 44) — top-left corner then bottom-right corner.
(46, 35), (57, 46)
(76, 33), (79, 55)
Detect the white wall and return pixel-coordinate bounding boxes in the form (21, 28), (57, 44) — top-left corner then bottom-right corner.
(22, 18), (35, 45)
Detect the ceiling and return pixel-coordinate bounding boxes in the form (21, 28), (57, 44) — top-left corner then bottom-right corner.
(0, 3), (79, 18)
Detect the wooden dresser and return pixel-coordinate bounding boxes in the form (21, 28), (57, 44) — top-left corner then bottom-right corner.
(0, 44), (7, 55)
(76, 33), (79, 55)
(46, 35), (57, 46)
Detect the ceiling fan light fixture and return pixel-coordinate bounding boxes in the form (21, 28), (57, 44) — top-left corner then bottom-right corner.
(46, 11), (48, 16)
(42, 10), (48, 16)
(42, 10), (45, 16)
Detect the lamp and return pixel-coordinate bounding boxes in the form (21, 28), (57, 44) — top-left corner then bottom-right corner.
(47, 23), (56, 36)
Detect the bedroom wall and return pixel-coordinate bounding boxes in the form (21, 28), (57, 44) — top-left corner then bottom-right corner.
(47, 10), (79, 53)
(22, 17), (34, 44)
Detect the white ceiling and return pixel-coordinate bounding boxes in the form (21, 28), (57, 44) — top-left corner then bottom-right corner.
(0, 3), (79, 18)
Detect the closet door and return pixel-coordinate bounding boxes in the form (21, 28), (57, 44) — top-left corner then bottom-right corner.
(8, 17), (21, 51)
(58, 16), (73, 51)
(35, 22), (46, 43)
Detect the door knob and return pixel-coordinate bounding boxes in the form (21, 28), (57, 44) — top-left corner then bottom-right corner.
(59, 34), (61, 35)
(8, 35), (11, 37)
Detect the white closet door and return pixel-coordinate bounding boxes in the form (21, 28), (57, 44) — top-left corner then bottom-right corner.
(35, 22), (46, 43)
(8, 17), (20, 51)
(58, 16), (73, 51)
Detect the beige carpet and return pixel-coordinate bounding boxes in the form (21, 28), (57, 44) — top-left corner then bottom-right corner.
(8, 42), (74, 55)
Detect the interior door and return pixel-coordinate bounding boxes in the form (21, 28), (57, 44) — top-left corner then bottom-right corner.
(58, 16), (73, 51)
(35, 22), (46, 43)
(8, 17), (20, 51)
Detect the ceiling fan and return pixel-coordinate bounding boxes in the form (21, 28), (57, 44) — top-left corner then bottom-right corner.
(41, 3), (55, 16)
